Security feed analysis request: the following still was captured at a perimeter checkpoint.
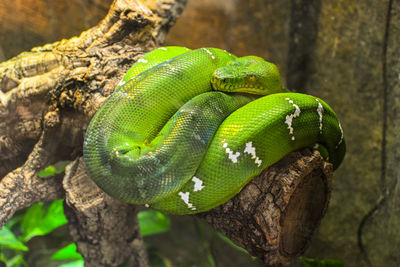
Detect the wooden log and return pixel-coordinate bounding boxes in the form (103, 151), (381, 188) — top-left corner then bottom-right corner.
(198, 149), (332, 266)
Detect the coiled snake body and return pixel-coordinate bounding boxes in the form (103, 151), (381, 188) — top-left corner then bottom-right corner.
(83, 47), (345, 214)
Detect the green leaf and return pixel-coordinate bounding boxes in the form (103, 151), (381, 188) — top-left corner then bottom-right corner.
(38, 165), (58, 178)
(147, 248), (172, 267)
(216, 232), (248, 255)
(4, 213), (24, 229)
(138, 210), (170, 236)
(0, 226), (28, 251)
(20, 199), (68, 242)
(51, 243), (83, 261)
(3, 254), (28, 267)
(38, 161), (70, 178)
(57, 259), (84, 267)
(300, 256), (344, 267)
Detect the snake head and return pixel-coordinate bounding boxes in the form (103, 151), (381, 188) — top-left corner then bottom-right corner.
(211, 56), (283, 95)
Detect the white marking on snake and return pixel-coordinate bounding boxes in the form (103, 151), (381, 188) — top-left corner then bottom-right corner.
(223, 49), (233, 57)
(192, 176), (205, 192)
(117, 79), (126, 87)
(336, 122), (344, 148)
(144, 204), (150, 208)
(160, 47), (167, 50)
(138, 58), (148, 63)
(223, 142), (240, 163)
(178, 192), (196, 210)
(315, 99), (324, 134)
(244, 141), (263, 167)
(203, 48), (215, 59)
(117, 92), (129, 100)
(284, 98), (301, 141)
(313, 143), (320, 149)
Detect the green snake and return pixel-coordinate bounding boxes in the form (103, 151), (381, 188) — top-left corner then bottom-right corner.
(83, 46), (345, 214)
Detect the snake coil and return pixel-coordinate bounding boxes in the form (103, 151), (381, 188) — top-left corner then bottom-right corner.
(83, 47), (345, 214)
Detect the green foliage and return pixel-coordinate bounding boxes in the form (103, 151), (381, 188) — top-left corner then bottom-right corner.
(38, 165), (62, 177)
(51, 244), (83, 261)
(0, 227), (28, 251)
(51, 244), (84, 267)
(0, 199), (71, 266)
(300, 256), (344, 267)
(215, 232), (248, 255)
(38, 161), (69, 178)
(147, 248), (173, 267)
(138, 210), (170, 236)
(0, 253), (27, 267)
(57, 260), (85, 267)
(20, 199), (68, 242)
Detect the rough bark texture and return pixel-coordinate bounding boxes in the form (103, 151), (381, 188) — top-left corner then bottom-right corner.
(198, 149), (332, 266)
(0, 0), (335, 266)
(63, 158), (149, 267)
(62, 149), (331, 267)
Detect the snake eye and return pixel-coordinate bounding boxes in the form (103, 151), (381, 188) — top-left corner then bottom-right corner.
(247, 75), (256, 82)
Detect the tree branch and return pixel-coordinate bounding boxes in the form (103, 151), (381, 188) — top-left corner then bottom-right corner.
(63, 158), (149, 267)
(198, 149), (332, 266)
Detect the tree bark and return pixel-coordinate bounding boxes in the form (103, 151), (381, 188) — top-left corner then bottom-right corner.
(198, 149), (332, 266)
(63, 158), (150, 267)
(0, 0), (333, 266)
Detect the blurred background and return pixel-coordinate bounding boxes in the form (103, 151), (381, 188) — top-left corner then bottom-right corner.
(1, 0), (399, 266)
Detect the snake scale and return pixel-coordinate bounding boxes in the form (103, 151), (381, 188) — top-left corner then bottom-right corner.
(83, 47), (345, 214)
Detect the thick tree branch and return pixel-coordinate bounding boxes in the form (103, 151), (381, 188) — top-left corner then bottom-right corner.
(59, 149), (332, 267)
(198, 149), (332, 266)
(63, 158), (149, 267)
(0, 130), (65, 225)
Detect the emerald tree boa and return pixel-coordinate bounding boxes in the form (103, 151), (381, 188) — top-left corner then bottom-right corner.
(83, 47), (345, 214)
